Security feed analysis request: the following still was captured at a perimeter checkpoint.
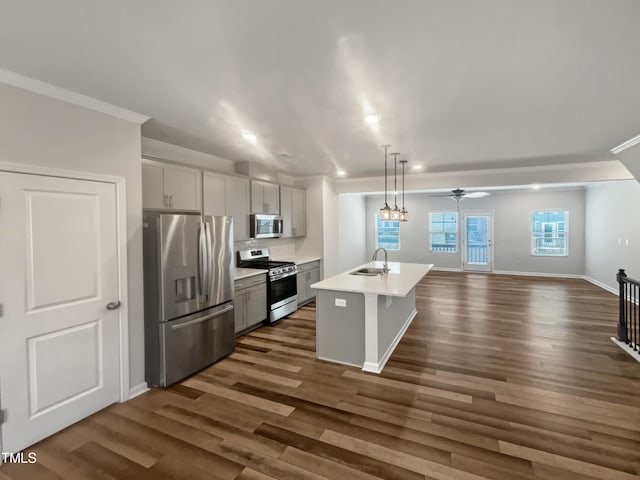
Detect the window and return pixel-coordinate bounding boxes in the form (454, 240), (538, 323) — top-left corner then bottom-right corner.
(531, 210), (568, 256)
(429, 212), (457, 252)
(375, 214), (400, 250)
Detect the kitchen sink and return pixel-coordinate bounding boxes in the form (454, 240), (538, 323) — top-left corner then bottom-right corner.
(350, 267), (386, 276)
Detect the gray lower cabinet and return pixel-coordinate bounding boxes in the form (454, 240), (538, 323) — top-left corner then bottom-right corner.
(297, 260), (320, 306)
(234, 274), (267, 334)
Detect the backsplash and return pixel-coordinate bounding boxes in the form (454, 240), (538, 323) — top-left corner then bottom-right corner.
(234, 238), (295, 261)
(268, 243), (296, 259)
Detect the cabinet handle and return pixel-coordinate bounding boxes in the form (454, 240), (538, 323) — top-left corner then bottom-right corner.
(163, 194), (168, 207)
(169, 194), (174, 207)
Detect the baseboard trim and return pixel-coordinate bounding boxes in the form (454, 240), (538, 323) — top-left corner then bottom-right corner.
(127, 382), (149, 400)
(611, 337), (640, 364)
(363, 308), (417, 374)
(583, 276), (618, 295)
(434, 269), (624, 298)
(316, 356), (361, 369)
(492, 270), (584, 279)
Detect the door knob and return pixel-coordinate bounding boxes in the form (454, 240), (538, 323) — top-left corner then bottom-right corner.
(106, 301), (121, 310)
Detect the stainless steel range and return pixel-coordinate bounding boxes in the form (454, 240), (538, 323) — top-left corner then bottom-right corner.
(237, 248), (297, 323)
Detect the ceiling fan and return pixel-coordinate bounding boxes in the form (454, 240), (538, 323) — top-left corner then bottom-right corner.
(447, 188), (490, 202)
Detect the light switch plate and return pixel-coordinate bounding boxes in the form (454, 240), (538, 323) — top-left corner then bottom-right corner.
(335, 298), (346, 307)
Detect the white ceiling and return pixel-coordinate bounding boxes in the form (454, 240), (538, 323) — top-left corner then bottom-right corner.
(1, 0), (640, 178)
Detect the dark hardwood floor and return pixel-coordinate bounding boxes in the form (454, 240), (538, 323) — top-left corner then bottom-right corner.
(2, 271), (640, 480)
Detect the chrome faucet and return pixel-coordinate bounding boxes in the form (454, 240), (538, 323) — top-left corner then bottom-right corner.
(372, 247), (389, 274)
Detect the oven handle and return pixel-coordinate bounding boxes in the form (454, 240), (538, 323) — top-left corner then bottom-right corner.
(270, 270), (298, 281)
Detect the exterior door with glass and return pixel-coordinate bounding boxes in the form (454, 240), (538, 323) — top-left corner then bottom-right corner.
(462, 211), (493, 272)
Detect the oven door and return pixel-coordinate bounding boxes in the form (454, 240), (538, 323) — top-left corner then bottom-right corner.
(269, 271), (297, 309)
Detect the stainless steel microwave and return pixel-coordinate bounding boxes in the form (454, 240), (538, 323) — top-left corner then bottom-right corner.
(250, 214), (283, 239)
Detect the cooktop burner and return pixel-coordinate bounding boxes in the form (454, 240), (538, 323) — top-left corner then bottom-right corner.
(237, 260), (295, 270)
(236, 248), (297, 272)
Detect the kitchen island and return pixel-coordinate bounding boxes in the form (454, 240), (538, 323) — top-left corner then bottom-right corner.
(310, 261), (433, 373)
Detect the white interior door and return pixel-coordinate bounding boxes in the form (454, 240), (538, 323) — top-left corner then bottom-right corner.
(0, 172), (121, 453)
(462, 211), (493, 272)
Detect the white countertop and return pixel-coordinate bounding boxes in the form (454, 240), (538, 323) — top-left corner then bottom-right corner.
(272, 255), (322, 266)
(310, 261), (433, 297)
(234, 267), (268, 281)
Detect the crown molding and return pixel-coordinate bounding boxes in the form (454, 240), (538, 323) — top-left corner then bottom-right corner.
(0, 68), (149, 125)
(611, 134), (640, 154)
(335, 159), (622, 185)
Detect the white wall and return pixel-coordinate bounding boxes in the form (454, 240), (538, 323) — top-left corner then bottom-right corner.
(294, 176), (324, 260)
(293, 175), (341, 278)
(322, 177), (340, 278)
(338, 194), (367, 271)
(365, 188), (586, 275)
(585, 180), (640, 291)
(0, 83), (145, 391)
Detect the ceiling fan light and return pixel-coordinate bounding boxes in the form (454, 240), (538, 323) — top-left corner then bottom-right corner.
(465, 191), (490, 198)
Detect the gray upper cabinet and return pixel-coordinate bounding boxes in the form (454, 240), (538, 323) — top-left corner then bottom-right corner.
(142, 160), (202, 211)
(280, 186), (306, 237)
(202, 171), (226, 216)
(251, 180), (280, 214)
(203, 172), (250, 242)
(225, 176), (251, 242)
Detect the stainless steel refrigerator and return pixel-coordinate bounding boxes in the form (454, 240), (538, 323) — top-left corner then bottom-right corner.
(143, 213), (235, 386)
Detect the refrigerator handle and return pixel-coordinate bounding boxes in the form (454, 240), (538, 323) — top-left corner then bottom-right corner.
(204, 220), (213, 302)
(198, 221), (206, 303)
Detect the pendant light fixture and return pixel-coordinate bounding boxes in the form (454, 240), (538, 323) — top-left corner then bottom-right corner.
(380, 145), (392, 220)
(399, 159), (408, 221)
(391, 152), (401, 220)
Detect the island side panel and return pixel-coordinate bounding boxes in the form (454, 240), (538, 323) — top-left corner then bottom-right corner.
(316, 290), (365, 367)
(377, 288), (417, 364)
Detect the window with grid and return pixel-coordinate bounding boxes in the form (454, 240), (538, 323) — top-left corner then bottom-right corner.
(429, 212), (457, 252)
(375, 214), (400, 250)
(531, 210), (568, 256)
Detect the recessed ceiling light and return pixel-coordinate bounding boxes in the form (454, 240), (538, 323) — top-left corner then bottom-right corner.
(412, 164), (423, 170)
(364, 113), (381, 124)
(336, 170), (346, 176)
(242, 130), (257, 143)
(532, 184), (541, 190)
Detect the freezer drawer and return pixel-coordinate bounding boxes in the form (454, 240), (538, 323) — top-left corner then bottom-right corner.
(154, 302), (235, 386)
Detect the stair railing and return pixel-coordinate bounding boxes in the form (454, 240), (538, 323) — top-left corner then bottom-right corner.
(617, 269), (639, 352)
